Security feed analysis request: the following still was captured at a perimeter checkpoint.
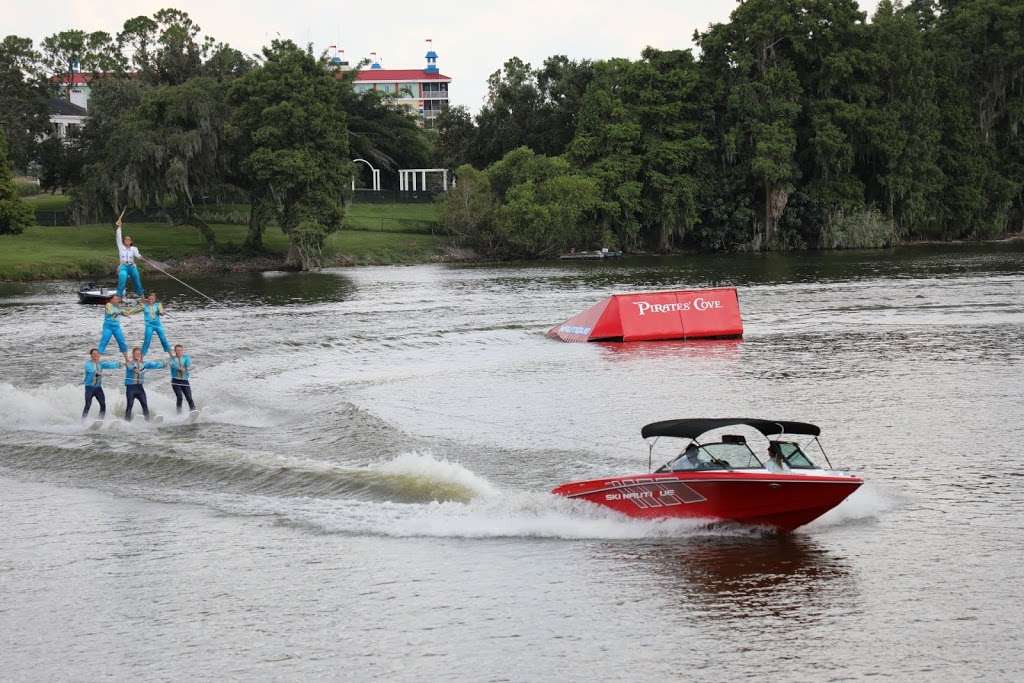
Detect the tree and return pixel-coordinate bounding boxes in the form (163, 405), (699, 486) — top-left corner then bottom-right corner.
(118, 9), (208, 85)
(74, 76), (227, 249)
(433, 105), (476, 170)
(472, 56), (593, 167)
(37, 135), (84, 192)
(859, 1), (944, 238)
(227, 40), (350, 269)
(40, 30), (124, 77)
(927, 0), (1024, 238)
(0, 130), (35, 235)
(201, 43), (255, 81)
(0, 36), (51, 171)
(443, 164), (495, 249)
(459, 147), (601, 258)
(569, 50), (710, 252)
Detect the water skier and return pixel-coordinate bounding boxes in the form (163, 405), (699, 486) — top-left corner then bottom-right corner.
(169, 344), (196, 414)
(115, 213), (145, 299)
(98, 294), (137, 363)
(82, 348), (121, 420)
(140, 292), (171, 355)
(123, 347), (166, 422)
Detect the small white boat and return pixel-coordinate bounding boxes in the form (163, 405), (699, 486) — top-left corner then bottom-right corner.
(77, 283), (116, 304)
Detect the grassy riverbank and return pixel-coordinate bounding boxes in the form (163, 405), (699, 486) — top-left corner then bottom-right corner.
(0, 223), (445, 281)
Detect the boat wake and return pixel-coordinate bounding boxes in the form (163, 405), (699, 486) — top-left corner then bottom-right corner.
(0, 380), (896, 540)
(0, 381), (279, 433)
(806, 481), (901, 528)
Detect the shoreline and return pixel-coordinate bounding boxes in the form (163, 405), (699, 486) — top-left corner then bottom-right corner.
(0, 223), (450, 282)
(2, 232), (1021, 284)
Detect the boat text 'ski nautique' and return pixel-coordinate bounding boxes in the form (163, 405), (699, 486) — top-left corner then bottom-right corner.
(552, 418), (863, 532)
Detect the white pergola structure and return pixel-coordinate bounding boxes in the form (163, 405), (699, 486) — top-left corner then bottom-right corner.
(351, 158), (381, 191)
(399, 168), (449, 192)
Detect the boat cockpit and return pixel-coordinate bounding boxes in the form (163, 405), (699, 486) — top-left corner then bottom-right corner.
(655, 434), (823, 472)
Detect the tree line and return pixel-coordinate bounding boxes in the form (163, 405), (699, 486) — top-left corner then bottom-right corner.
(437, 0), (1024, 257)
(2, 1), (1023, 261)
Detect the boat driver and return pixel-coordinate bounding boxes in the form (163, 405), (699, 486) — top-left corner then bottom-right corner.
(674, 443), (703, 471)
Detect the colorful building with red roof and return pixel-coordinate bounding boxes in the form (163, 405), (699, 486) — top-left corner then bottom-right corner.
(348, 41), (450, 128)
(52, 73), (95, 110)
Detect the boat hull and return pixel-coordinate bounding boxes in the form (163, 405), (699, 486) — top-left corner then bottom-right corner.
(552, 471), (862, 532)
(78, 288), (115, 304)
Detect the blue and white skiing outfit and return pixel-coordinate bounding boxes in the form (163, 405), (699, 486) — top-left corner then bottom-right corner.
(123, 359), (165, 421)
(169, 354), (195, 412)
(141, 301), (170, 355)
(116, 226), (144, 298)
(98, 302), (134, 354)
(82, 359), (121, 418)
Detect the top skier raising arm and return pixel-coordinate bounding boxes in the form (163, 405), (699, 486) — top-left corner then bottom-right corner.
(114, 209), (145, 299)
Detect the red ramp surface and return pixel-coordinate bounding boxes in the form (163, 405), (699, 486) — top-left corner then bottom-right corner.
(547, 288), (743, 342)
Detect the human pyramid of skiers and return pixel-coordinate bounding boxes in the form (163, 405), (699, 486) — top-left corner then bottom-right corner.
(82, 215), (197, 424)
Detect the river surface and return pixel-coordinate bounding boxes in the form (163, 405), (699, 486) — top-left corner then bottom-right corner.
(1, 244), (1023, 681)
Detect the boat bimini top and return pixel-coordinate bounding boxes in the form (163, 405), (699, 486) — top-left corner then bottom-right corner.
(641, 418), (821, 439)
(641, 418), (832, 472)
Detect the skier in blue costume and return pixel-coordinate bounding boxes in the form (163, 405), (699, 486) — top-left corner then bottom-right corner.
(98, 294), (136, 363)
(169, 344), (196, 413)
(82, 348), (121, 420)
(115, 214), (145, 298)
(123, 347), (166, 421)
(140, 292), (171, 355)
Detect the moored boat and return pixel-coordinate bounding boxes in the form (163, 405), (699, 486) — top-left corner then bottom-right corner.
(77, 283), (116, 304)
(559, 249), (624, 260)
(552, 418), (862, 532)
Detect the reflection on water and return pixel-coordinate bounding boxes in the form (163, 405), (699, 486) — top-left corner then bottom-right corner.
(597, 337), (744, 362)
(622, 535), (854, 620)
(160, 270), (357, 306)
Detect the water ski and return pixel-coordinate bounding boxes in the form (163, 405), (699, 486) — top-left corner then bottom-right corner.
(88, 419), (104, 431)
(120, 415), (161, 424)
(187, 408), (201, 423)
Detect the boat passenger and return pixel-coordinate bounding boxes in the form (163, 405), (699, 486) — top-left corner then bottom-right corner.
(140, 293), (171, 355)
(115, 215), (144, 298)
(766, 442), (789, 472)
(169, 344), (196, 414)
(82, 348), (121, 420)
(97, 294), (137, 363)
(123, 347), (166, 421)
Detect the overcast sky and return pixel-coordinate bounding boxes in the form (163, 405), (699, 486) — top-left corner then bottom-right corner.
(6, 0), (882, 112)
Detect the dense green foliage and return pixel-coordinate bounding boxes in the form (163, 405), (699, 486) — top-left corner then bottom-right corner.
(0, 130), (35, 235)
(0, 36), (51, 171)
(4, 1), (1023, 262)
(444, 148), (602, 258)
(437, 0), (1024, 254)
(227, 40), (350, 269)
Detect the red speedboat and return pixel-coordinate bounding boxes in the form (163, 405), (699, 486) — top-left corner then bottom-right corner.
(552, 418), (863, 532)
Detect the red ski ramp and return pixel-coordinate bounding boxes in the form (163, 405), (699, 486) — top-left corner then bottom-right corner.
(547, 288), (743, 342)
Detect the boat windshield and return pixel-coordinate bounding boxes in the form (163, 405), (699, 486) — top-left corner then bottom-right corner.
(775, 442), (818, 469)
(668, 442), (764, 471)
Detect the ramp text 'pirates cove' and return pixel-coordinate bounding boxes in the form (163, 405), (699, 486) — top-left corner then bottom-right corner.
(547, 288), (743, 343)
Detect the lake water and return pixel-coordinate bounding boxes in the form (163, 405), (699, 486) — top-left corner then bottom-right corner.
(2, 244), (1023, 680)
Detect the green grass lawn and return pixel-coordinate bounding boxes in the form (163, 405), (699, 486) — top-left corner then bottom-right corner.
(326, 230), (443, 263)
(344, 201), (440, 232)
(0, 222), (444, 280)
(23, 193), (72, 211)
